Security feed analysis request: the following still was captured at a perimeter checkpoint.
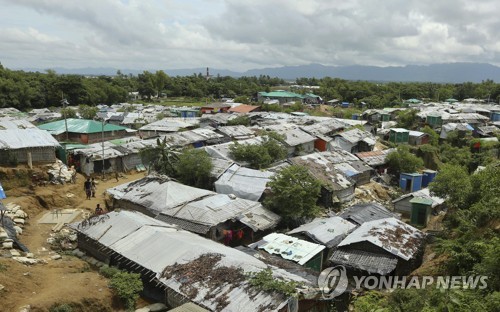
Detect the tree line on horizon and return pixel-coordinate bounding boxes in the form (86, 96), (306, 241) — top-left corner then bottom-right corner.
(1, 63), (500, 111)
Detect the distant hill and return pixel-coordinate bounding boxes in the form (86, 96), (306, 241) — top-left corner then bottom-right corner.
(17, 62), (500, 83)
(242, 63), (500, 83)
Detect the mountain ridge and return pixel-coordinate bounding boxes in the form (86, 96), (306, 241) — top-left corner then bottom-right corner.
(14, 62), (500, 83)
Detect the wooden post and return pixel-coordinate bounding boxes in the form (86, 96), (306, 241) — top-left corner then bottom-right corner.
(27, 152), (32, 169)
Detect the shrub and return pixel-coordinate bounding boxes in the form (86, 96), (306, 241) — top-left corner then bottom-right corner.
(49, 303), (73, 312)
(109, 271), (143, 311)
(99, 265), (121, 278)
(247, 268), (300, 297)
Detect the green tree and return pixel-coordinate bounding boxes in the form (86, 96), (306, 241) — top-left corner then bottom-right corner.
(396, 109), (419, 129)
(264, 165), (321, 220)
(140, 137), (178, 176)
(175, 148), (213, 189)
(137, 71), (155, 100)
(439, 143), (472, 168)
(227, 115), (250, 126)
(109, 271), (143, 310)
(59, 107), (77, 119)
(230, 143), (272, 169)
(386, 146), (424, 177)
(429, 164), (472, 208)
(154, 70), (169, 98)
(233, 95), (250, 104)
(421, 125), (439, 146)
(229, 135), (287, 169)
(78, 104), (99, 119)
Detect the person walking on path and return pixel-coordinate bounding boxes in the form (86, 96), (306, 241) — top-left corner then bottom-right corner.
(84, 178), (92, 200)
(91, 178), (97, 197)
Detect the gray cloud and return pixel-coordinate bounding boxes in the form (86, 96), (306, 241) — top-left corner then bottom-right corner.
(0, 0), (499, 71)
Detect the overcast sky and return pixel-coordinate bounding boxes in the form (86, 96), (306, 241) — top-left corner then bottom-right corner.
(1, 0), (499, 71)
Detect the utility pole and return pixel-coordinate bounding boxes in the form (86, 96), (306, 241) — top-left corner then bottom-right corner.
(61, 93), (69, 141)
(101, 117), (105, 180)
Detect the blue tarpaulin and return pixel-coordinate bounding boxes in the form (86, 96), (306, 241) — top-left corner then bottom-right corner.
(0, 182), (6, 199)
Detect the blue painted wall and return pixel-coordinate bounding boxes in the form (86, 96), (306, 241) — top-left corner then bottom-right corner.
(400, 173), (423, 192)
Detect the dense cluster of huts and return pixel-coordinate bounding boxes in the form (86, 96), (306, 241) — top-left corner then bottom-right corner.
(0, 97), (499, 311)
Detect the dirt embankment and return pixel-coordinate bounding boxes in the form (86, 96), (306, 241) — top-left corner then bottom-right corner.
(0, 167), (147, 312)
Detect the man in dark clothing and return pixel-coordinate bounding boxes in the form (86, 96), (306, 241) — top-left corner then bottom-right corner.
(84, 178), (92, 200)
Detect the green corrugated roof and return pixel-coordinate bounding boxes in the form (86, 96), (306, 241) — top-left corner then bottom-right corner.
(38, 118), (129, 135)
(259, 91), (304, 98)
(410, 197), (433, 205)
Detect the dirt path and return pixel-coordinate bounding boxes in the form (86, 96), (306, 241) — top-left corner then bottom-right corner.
(0, 171), (147, 312)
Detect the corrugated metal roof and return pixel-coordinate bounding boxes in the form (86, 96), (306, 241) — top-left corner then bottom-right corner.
(393, 188), (445, 208)
(338, 217), (424, 261)
(409, 131), (426, 137)
(214, 164), (273, 201)
(70, 210), (175, 246)
(72, 141), (127, 160)
(355, 148), (395, 166)
(263, 125), (315, 147)
(165, 193), (280, 232)
(228, 104), (260, 113)
(259, 91), (304, 98)
(73, 211), (309, 312)
(319, 149), (359, 163)
(339, 202), (397, 225)
(409, 197), (434, 205)
(0, 117), (36, 130)
(38, 118), (129, 134)
(217, 125), (255, 139)
(334, 128), (376, 145)
(200, 113), (239, 124)
(250, 233), (325, 265)
(190, 128), (224, 140)
(0, 128), (60, 149)
(108, 175), (279, 232)
(330, 249), (398, 275)
(390, 128), (409, 133)
(209, 157), (234, 178)
(155, 214), (212, 234)
(287, 216), (356, 248)
(290, 153), (355, 191)
(107, 175), (215, 215)
(139, 118), (200, 132)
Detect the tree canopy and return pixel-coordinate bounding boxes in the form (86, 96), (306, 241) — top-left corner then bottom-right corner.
(264, 165), (321, 220)
(428, 164), (472, 208)
(229, 134), (287, 169)
(386, 146), (424, 177)
(2, 64), (500, 111)
(175, 148), (213, 189)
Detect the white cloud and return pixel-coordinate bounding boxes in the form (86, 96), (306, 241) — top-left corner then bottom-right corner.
(0, 0), (499, 71)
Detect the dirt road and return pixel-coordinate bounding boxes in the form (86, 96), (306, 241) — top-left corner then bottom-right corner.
(0, 171), (147, 312)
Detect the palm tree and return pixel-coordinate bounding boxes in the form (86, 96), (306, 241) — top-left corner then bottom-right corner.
(140, 137), (178, 176)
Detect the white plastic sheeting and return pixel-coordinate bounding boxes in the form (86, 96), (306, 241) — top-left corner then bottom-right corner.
(214, 164), (273, 201)
(251, 233), (325, 266)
